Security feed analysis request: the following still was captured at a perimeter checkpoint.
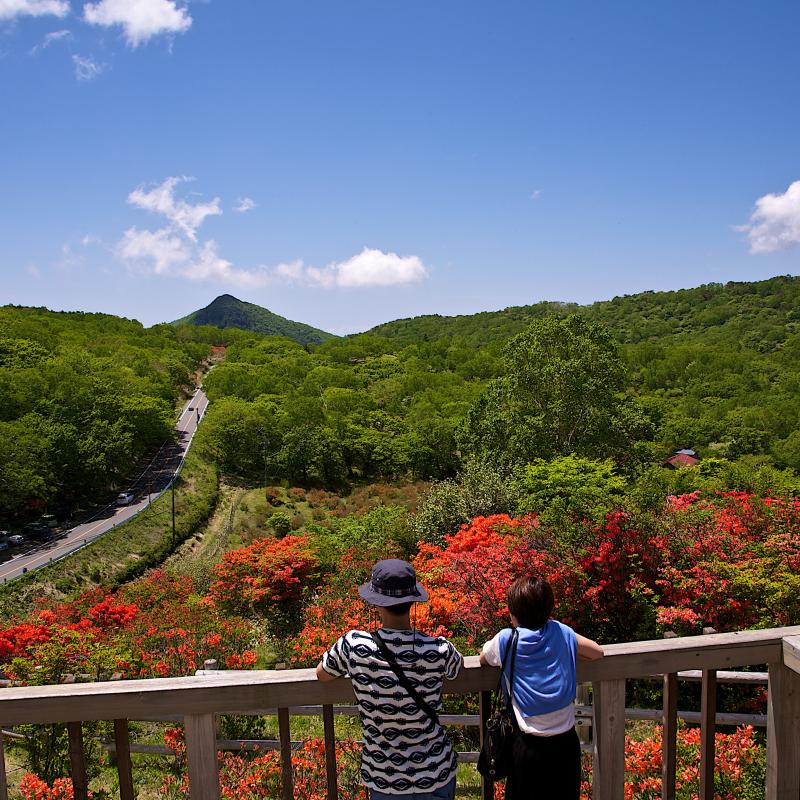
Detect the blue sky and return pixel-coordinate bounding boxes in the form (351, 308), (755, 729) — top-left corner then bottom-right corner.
(2, 1), (799, 333)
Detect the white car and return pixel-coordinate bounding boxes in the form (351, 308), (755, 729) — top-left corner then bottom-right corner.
(8, 535), (24, 546)
(116, 491), (135, 506)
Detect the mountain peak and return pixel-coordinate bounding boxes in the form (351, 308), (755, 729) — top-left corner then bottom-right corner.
(171, 296), (335, 346)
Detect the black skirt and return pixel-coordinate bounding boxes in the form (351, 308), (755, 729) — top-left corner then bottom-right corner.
(505, 727), (581, 800)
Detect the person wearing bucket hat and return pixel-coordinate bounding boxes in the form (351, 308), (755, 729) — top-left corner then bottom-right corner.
(317, 559), (463, 799)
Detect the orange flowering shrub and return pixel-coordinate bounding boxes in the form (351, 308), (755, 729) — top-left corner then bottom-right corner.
(208, 535), (320, 614)
(18, 774), (83, 800)
(160, 730), (365, 800)
(620, 724), (764, 800)
(1, 570), (254, 684)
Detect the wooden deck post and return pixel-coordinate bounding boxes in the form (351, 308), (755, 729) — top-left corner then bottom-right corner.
(766, 657), (800, 800)
(278, 707), (294, 800)
(67, 722), (89, 800)
(661, 673), (677, 800)
(184, 714), (219, 800)
(699, 670), (716, 800)
(322, 705), (338, 800)
(113, 719), (135, 800)
(479, 690), (493, 800)
(0, 728), (8, 800)
(592, 680), (625, 800)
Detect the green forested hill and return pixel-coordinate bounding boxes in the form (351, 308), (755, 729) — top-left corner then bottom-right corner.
(366, 276), (800, 348)
(0, 306), (219, 524)
(172, 294), (335, 346)
(195, 275), (800, 488)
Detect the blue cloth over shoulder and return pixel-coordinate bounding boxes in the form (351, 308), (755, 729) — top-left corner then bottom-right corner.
(499, 620), (577, 717)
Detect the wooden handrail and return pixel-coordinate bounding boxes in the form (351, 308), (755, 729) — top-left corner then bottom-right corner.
(1, 625), (800, 800)
(2, 625), (799, 725)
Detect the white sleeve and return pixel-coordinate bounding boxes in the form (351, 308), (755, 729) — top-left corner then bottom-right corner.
(481, 631), (503, 666)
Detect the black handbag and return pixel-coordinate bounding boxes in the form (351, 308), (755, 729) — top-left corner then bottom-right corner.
(477, 628), (519, 781)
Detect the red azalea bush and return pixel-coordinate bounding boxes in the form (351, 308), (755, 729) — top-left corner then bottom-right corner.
(0, 570), (255, 684)
(160, 728), (365, 800)
(411, 492), (800, 648)
(619, 724), (764, 800)
(208, 535), (320, 615)
(19, 774), (82, 800)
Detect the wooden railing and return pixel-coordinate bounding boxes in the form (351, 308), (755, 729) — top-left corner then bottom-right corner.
(2, 625), (800, 800)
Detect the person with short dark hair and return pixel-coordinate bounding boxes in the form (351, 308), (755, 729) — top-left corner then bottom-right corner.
(479, 576), (603, 799)
(317, 559), (463, 800)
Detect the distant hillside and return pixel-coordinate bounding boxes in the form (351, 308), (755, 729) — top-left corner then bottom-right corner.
(172, 295), (335, 346)
(364, 275), (800, 348)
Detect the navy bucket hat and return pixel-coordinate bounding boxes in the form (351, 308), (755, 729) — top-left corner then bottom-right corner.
(358, 559), (429, 607)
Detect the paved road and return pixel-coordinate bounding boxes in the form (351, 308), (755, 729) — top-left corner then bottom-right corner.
(0, 388), (209, 584)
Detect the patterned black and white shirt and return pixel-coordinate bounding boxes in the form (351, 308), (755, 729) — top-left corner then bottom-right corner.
(322, 628), (462, 795)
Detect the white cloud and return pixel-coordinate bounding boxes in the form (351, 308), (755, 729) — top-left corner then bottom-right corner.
(29, 28), (71, 54)
(116, 177), (430, 291)
(117, 226), (189, 273)
(235, 197), (257, 214)
(82, 0), (190, 46)
(739, 180), (800, 254)
(530, 189), (542, 201)
(314, 247), (428, 288)
(128, 176), (221, 240)
(72, 53), (102, 80)
(0, 0), (69, 20)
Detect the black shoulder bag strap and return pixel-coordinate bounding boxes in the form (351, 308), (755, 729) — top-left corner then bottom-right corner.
(371, 631), (440, 726)
(499, 628), (519, 713)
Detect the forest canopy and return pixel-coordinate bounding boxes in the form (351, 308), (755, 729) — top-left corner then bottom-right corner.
(0, 306), (219, 524)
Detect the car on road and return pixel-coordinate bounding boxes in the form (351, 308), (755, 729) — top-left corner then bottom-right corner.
(24, 522), (53, 540)
(116, 491), (136, 506)
(8, 535), (24, 546)
(0, 540), (8, 552)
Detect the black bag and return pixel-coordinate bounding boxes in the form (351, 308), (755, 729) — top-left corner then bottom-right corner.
(477, 628), (519, 781)
(370, 631), (440, 726)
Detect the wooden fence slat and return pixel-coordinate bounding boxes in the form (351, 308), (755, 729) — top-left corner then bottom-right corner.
(592, 680), (625, 800)
(661, 673), (677, 800)
(184, 714), (219, 800)
(67, 722), (89, 800)
(576, 684), (591, 746)
(479, 690), (493, 800)
(67, 721), (89, 800)
(278, 707), (293, 800)
(699, 670), (716, 800)
(0, 727), (8, 800)
(322, 705), (338, 800)
(113, 719), (135, 800)
(766, 660), (800, 800)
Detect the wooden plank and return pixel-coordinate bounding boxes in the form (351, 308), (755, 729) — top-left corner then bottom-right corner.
(662, 673), (677, 800)
(592, 680), (625, 800)
(766, 660), (800, 800)
(665, 669), (767, 684)
(3, 625), (800, 725)
(184, 714), (219, 800)
(576, 684), (591, 745)
(783, 634), (800, 676)
(67, 721), (89, 800)
(699, 670), (716, 800)
(479, 690), (493, 800)
(278, 707), (293, 800)
(0, 725), (8, 800)
(113, 719), (135, 800)
(322, 705), (338, 800)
